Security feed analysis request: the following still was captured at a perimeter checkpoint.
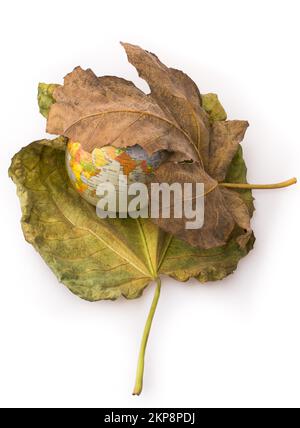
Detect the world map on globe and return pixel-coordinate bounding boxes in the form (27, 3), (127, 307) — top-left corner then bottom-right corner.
(66, 141), (168, 207)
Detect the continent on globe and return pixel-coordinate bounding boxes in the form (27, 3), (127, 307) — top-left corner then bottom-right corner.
(66, 141), (168, 207)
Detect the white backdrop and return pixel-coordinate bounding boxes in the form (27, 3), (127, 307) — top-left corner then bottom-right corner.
(0, 0), (299, 409)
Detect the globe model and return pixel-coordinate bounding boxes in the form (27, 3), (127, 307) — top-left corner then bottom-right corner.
(66, 141), (167, 207)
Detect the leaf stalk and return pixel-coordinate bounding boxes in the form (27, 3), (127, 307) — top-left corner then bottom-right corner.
(220, 177), (297, 190)
(133, 278), (162, 396)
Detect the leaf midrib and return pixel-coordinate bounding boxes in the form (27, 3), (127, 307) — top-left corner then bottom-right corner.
(40, 158), (152, 279)
(64, 109), (204, 166)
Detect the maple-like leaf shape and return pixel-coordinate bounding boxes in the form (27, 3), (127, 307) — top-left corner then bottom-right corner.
(45, 42), (251, 250)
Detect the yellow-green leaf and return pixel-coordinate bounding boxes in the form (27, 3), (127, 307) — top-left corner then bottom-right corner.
(9, 140), (255, 301)
(9, 142), (172, 301)
(38, 83), (59, 118)
(202, 93), (227, 122)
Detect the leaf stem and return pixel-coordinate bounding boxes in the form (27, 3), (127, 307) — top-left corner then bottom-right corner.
(133, 278), (162, 396)
(219, 177), (297, 190)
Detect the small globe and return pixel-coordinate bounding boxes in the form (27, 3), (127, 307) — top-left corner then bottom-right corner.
(66, 141), (167, 207)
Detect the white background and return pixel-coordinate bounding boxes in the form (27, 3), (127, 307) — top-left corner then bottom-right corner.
(0, 0), (299, 409)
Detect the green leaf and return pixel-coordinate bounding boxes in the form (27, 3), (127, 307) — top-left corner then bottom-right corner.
(9, 140), (255, 301)
(202, 93), (227, 122)
(160, 232), (255, 283)
(9, 142), (171, 301)
(38, 83), (59, 118)
(38, 136), (68, 151)
(225, 146), (255, 215)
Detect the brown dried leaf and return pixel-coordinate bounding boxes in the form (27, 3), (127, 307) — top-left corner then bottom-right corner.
(209, 120), (249, 182)
(121, 42), (211, 167)
(151, 162), (236, 249)
(220, 188), (252, 248)
(45, 42), (252, 250)
(47, 67), (199, 162)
